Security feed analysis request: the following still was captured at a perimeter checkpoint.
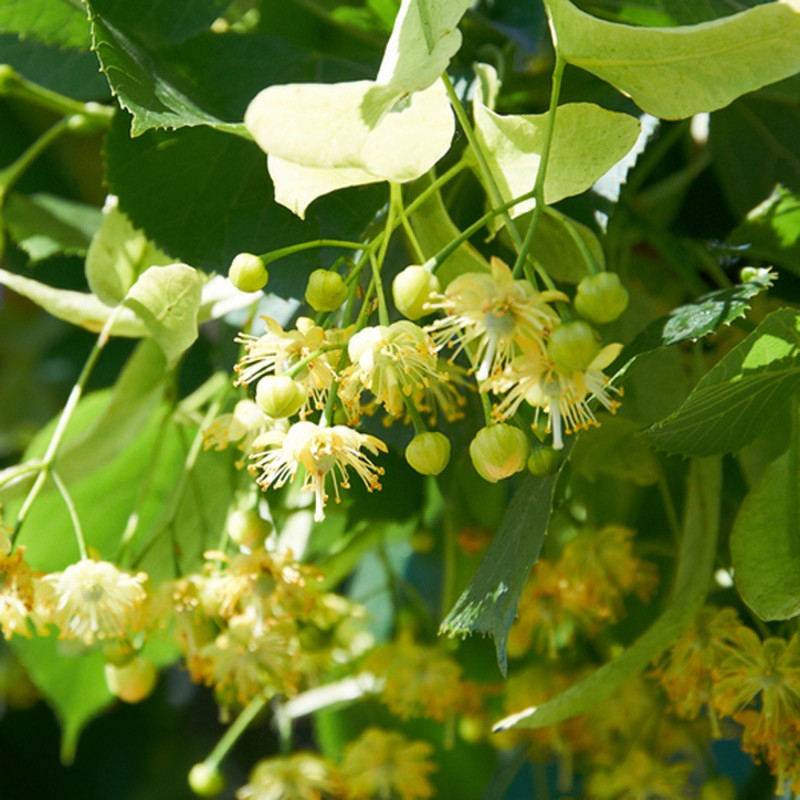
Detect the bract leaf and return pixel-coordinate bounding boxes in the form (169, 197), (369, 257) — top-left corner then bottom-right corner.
(473, 65), (640, 213)
(731, 420), (800, 620)
(246, 79), (454, 215)
(0, 268), (146, 337)
(642, 308), (800, 457)
(545, 0), (800, 119)
(123, 264), (202, 367)
(439, 472), (560, 675)
(85, 196), (173, 306)
(495, 457), (721, 731)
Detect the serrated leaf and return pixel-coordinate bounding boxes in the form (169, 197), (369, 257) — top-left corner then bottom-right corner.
(0, 267), (146, 337)
(4, 193), (102, 263)
(642, 308), (800, 456)
(473, 65), (641, 212)
(614, 269), (775, 379)
(545, 0), (800, 120)
(122, 264), (202, 367)
(85, 197), (172, 306)
(731, 441), (800, 620)
(496, 457), (721, 731)
(0, 0), (91, 50)
(439, 472), (560, 675)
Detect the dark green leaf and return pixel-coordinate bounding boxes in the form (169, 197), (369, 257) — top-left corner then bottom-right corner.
(614, 269), (775, 379)
(0, 0), (91, 50)
(439, 472), (560, 675)
(5, 193), (102, 263)
(104, 114), (385, 298)
(495, 457), (721, 731)
(575, 0), (770, 26)
(642, 308), (800, 456)
(731, 434), (800, 620)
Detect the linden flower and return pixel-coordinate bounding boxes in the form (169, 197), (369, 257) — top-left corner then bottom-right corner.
(587, 747), (692, 800)
(0, 548), (40, 638)
(249, 421), (387, 521)
(426, 258), (565, 382)
(338, 321), (444, 419)
(38, 559), (147, 645)
(340, 727), (436, 800)
(237, 753), (340, 800)
(493, 340), (622, 450)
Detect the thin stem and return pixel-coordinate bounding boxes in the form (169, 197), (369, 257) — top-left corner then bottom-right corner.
(391, 182), (426, 264)
(12, 306), (123, 546)
(202, 692), (270, 771)
(402, 393), (428, 436)
(257, 238), (366, 266)
(441, 74), (523, 252)
(51, 470), (88, 560)
(512, 53), (565, 278)
(370, 253), (390, 327)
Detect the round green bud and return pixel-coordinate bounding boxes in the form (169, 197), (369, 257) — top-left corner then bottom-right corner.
(405, 431), (451, 476)
(700, 777), (736, 800)
(227, 508), (272, 550)
(392, 265), (440, 320)
(228, 252), (268, 293)
(104, 656), (157, 704)
(527, 446), (563, 477)
(0, 64), (15, 93)
(255, 375), (306, 419)
(469, 425), (529, 483)
(548, 320), (601, 372)
(574, 272), (629, 323)
(188, 763), (225, 798)
(305, 269), (348, 311)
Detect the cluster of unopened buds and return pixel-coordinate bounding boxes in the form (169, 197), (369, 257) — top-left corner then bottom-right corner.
(224, 251), (629, 520)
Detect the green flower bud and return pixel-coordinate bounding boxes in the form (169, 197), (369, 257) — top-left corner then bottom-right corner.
(405, 431), (451, 475)
(527, 446), (563, 477)
(574, 272), (629, 323)
(228, 252), (268, 293)
(469, 425), (529, 483)
(392, 265), (440, 320)
(548, 320), (601, 372)
(227, 508), (273, 550)
(188, 763), (225, 798)
(305, 269), (348, 311)
(255, 375), (306, 418)
(104, 656), (157, 703)
(0, 64), (15, 93)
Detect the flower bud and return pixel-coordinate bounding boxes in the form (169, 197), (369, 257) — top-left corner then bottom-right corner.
(574, 272), (629, 323)
(228, 252), (268, 292)
(305, 269), (348, 311)
(527, 446), (563, 477)
(548, 320), (601, 372)
(392, 265), (440, 320)
(188, 763), (225, 797)
(104, 656), (157, 703)
(0, 64), (15, 93)
(469, 425), (528, 483)
(405, 432), (451, 475)
(227, 508), (273, 550)
(255, 375), (306, 418)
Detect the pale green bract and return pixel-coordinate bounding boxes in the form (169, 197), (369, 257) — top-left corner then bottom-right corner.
(472, 64), (641, 216)
(545, 0), (800, 120)
(244, 0), (472, 217)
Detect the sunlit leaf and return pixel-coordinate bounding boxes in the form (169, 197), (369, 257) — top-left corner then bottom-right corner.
(545, 0), (800, 119)
(0, 0), (91, 50)
(495, 457), (720, 730)
(643, 308), (800, 456)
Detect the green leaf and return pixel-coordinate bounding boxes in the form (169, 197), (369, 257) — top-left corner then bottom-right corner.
(711, 79), (800, 216)
(731, 437), (800, 620)
(642, 308), (800, 456)
(545, 0), (800, 119)
(122, 264), (202, 368)
(85, 197), (172, 306)
(0, 267), (147, 337)
(614, 268), (775, 379)
(104, 115), (385, 299)
(0, 0), (92, 50)
(439, 472), (560, 675)
(728, 186), (800, 275)
(473, 65), (641, 210)
(495, 456), (721, 731)
(4, 193), (102, 263)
